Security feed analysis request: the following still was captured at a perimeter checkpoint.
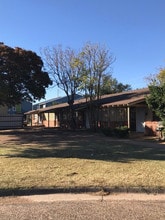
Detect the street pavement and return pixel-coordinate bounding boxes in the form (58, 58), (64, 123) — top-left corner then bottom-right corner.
(0, 193), (165, 220)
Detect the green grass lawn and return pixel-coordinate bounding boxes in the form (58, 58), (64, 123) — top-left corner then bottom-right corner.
(0, 130), (164, 195)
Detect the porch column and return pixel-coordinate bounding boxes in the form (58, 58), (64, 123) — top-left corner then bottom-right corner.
(55, 113), (59, 127)
(30, 115), (32, 126)
(127, 106), (130, 129)
(48, 112), (50, 127)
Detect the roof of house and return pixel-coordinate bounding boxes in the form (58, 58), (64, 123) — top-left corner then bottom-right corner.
(25, 88), (150, 115)
(101, 88), (149, 107)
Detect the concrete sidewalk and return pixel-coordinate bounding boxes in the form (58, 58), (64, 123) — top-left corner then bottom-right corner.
(20, 193), (165, 203)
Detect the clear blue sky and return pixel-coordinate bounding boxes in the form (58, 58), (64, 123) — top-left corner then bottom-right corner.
(1, 0), (165, 100)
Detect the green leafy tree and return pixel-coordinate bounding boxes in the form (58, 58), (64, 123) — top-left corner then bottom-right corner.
(146, 68), (165, 122)
(0, 43), (52, 106)
(100, 74), (131, 95)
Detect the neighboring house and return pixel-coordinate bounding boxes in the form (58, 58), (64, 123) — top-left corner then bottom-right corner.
(0, 101), (32, 129)
(24, 88), (159, 135)
(33, 94), (82, 110)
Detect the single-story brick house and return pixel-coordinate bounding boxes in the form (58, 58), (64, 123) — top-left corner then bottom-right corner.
(24, 88), (160, 135)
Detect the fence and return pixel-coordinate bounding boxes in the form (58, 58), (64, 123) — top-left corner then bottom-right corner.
(0, 114), (23, 129)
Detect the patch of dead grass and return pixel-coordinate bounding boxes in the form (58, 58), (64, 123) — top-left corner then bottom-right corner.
(0, 131), (164, 194)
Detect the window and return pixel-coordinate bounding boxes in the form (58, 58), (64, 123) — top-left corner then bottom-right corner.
(8, 106), (16, 114)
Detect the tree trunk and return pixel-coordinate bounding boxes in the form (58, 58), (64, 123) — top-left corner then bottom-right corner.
(69, 103), (76, 130)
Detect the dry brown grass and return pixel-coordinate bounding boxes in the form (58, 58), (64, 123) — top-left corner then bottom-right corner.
(0, 129), (164, 195)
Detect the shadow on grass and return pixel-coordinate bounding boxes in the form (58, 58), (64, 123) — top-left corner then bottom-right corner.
(3, 129), (164, 162)
(0, 129), (165, 197)
(0, 185), (165, 197)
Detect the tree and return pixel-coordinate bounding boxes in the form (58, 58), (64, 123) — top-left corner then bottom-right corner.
(0, 43), (52, 106)
(146, 68), (165, 123)
(43, 45), (82, 128)
(100, 74), (131, 95)
(43, 42), (129, 130)
(78, 42), (115, 129)
(79, 42), (115, 100)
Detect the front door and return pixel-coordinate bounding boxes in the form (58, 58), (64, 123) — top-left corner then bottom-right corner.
(130, 107), (136, 131)
(136, 107), (145, 132)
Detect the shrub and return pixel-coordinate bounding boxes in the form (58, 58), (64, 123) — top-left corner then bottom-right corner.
(101, 128), (114, 137)
(102, 126), (129, 138)
(114, 126), (130, 138)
